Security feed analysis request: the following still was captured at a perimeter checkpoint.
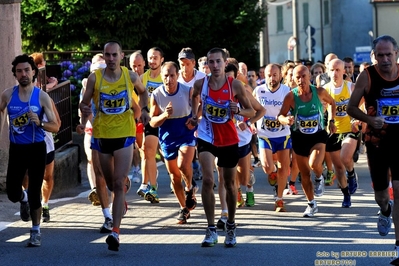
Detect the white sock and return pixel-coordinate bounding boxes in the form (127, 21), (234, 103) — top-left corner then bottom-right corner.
(246, 186), (253, 192)
(42, 202), (49, 208)
(32, 225), (40, 233)
(102, 208), (112, 219)
(21, 190), (28, 202)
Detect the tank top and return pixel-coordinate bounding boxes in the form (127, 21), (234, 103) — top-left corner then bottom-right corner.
(324, 80), (352, 133)
(197, 76), (239, 146)
(92, 67), (136, 139)
(292, 85), (324, 134)
(142, 69), (163, 107)
(152, 83), (195, 144)
(254, 83), (291, 138)
(7, 86), (45, 144)
(365, 65), (399, 135)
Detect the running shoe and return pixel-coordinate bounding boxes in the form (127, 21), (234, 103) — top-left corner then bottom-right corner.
(137, 184), (150, 197)
(42, 207), (50, 223)
(177, 208), (190, 224)
(289, 184), (298, 195)
(201, 228), (218, 247)
(185, 181), (198, 210)
(378, 202), (392, 236)
(325, 170), (335, 186)
(100, 217), (113, 233)
(88, 188), (100, 206)
(193, 162), (202, 180)
(217, 212), (228, 230)
(314, 177), (325, 197)
(390, 246), (399, 265)
(144, 188), (160, 203)
(342, 194), (351, 208)
(237, 188), (245, 208)
(268, 170), (277, 186)
(303, 201), (318, 217)
(275, 199), (286, 212)
(347, 172), (358, 194)
(27, 230), (41, 247)
(251, 158), (261, 168)
(20, 201), (30, 222)
(106, 232), (120, 251)
(131, 169), (141, 183)
(224, 223), (237, 247)
(245, 192), (255, 207)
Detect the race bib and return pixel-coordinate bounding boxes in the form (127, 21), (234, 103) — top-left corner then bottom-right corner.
(99, 90), (129, 115)
(204, 96), (230, 124)
(377, 98), (399, 124)
(9, 106), (30, 134)
(335, 99), (348, 117)
(297, 113), (319, 134)
(261, 116), (281, 132)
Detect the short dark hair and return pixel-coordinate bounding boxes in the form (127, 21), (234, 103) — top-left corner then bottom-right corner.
(161, 61), (179, 73)
(342, 57), (354, 64)
(207, 48), (228, 61)
(12, 54), (39, 82)
(104, 40), (123, 52)
(225, 63), (238, 78)
(148, 47), (165, 58)
(372, 35), (398, 51)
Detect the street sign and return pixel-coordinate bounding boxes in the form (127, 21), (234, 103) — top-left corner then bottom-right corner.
(353, 52), (371, 63)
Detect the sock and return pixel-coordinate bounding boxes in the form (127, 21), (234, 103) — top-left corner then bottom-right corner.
(226, 221), (235, 229)
(275, 197), (282, 201)
(32, 225), (40, 233)
(42, 202), (49, 208)
(308, 199), (315, 206)
(102, 208), (112, 219)
(289, 181), (296, 186)
(185, 185), (193, 192)
(341, 186), (350, 196)
(347, 169), (355, 177)
(112, 227), (120, 235)
(21, 190), (28, 202)
(140, 184), (147, 189)
(381, 203), (392, 217)
(246, 186), (253, 192)
(208, 225), (216, 231)
(151, 185), (157, 190)
(221, 210), (228, 215)
(315, 175), (323, 181)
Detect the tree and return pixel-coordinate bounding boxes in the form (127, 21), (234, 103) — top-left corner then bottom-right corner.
(21, 0), (267, 69)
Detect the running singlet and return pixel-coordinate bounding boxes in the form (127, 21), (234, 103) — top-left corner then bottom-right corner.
(92, 67), (136, 139)
(324, 80), (352, 133)
(177, 69), (206, 87)
(7, 86), (45, 144)
(152, 83), (195, 144)
(254, 83), (291, 138)
(291, 85), (324, 134)
(142, 69), (163, 107)
(197, 76), (239, 146)
(364, 65), (399, 134)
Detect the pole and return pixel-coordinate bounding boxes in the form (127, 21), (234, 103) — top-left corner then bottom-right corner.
(292, 0), (300, 61)
(308, 25), (311, 61)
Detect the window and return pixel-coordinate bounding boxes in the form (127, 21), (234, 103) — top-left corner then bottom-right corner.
(324, 0), (330, 25)
(303, 3), (309, 29)
(277, 6), (284, 32)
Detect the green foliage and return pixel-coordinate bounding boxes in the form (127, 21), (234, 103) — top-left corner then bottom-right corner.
(21, 0), (267, 69)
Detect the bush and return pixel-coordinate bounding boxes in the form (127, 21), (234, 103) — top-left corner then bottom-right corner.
(59, 60), (91, 128)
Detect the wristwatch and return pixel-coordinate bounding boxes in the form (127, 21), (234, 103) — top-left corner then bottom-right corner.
(39, 120), (44, 128)
(246, 120), (252, 127)
(329, 119), (335, 124)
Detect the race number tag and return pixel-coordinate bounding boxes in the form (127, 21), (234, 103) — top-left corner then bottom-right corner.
(261, 116), (281, 132)
(99, 90), (129, 115)
(377, 98), (399, 124)
(297, 114), (319, 134)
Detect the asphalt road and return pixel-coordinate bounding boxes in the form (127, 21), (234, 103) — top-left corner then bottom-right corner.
(0, 152), (396, 266)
